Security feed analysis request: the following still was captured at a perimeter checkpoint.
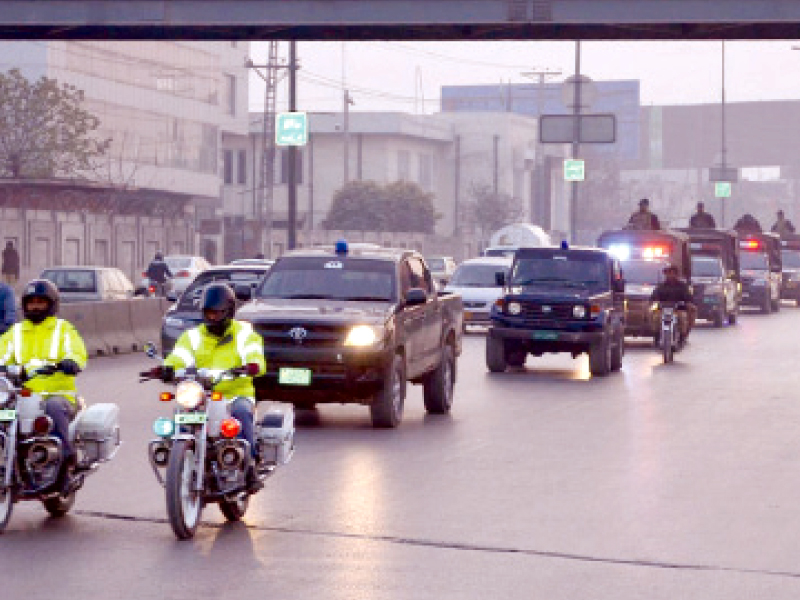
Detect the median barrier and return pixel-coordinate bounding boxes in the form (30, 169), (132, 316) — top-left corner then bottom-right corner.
(95, 300), (141, 354)
(130, 298), (165, 349)
(60, 302), (109, 356)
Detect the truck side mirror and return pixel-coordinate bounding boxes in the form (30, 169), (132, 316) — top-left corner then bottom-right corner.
(234, 284), (253, 302)
(404, 288), (428, 306)
(613, 278), (625, 293)
(495, 271), (506, 286)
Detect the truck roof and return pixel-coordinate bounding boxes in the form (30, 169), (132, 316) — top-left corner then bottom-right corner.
(281, 244), (419, 263)
(514, 246), (612, 259)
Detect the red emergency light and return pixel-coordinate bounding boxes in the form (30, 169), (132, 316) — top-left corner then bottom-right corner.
(740, 240), (761, 250)
(642, 246), (668, 259)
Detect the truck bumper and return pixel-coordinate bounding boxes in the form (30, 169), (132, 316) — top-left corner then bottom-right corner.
(489, 325), (605, 345)
(741, 286), (769, 306)
(696, 295), (724, 320)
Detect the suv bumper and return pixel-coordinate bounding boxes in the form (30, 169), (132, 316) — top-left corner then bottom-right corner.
(489, 325), (605, 345)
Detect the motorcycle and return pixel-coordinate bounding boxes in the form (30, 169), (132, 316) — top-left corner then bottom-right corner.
(0, 363), (120, 532)
(140, 343), (294, 540)
(658, 302), (686, 363)
(146, 279), (170, 298)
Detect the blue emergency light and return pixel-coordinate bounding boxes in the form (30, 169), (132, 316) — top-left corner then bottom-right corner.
(335, 240), (349, 256)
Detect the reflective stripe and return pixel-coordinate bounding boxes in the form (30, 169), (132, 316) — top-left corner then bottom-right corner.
(13, 323), (21, 364)
(235, 327), (251, 364)
(49, 319), (63, 361)
(242, 343), (262, 357)
(172, 347), (195, 367)
(186, 328), (202, 352)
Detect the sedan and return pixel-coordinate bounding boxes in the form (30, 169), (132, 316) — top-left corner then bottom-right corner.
(140, 255), (211, 299)
(444, 256), (512, 330)
(40, 267), (136, 302)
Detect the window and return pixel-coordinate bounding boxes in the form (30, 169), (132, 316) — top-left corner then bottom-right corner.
(280, 149), (303, 185)
(418, 154), (432, 190)
(238, 150), (247, 184)
(224, 74), (236, 116)
(223, 150), (233, 184)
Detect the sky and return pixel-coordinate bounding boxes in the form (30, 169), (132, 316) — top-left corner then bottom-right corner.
(250, 40), (800, 114)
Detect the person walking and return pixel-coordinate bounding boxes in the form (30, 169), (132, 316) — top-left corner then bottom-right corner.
(2, 241), (20, 286)
(689, 202), (717, 229)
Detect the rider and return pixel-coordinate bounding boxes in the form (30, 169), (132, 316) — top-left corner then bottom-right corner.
(154, 283), (266, 492)
(145, 252), (173, 296)
(650, 264), (696, 345)
(627, 198), (661, 230)
(689, 201), (717, 229)
(0, 279), (87, 489)
(771, 210), (796, 237)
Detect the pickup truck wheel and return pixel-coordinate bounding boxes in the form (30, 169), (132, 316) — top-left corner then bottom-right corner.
(485, 335), (507, 373)
(728, 310), (738, 324)
(761, 294), (771, 314)
(713, 301), (726, 328)
(370, 353), (406, 428)
(588, 335), (611, 377)
(772, 297), (781, 312)
(423, 344), (456, 415)
(610, 331), (623, 372)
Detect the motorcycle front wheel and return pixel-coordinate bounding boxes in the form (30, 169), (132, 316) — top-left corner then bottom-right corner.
(662, 326), (673, 363)
(166, 440), (203, 540)
(219, 494), (249, 522)
(42, 490), (76, 517)
(0, 485), (13, 533)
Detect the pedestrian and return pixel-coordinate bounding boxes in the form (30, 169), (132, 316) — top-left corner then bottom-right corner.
(2, 241), (19, 286)
(626, 198), (661, 230)
(771, 210), (796, 237)
(689, 201), (716, 229)
(733, 213), (762, 234)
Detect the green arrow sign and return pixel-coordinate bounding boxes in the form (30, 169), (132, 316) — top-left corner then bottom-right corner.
(715, 182), (731, 198)
(276, 112), (308, 146)
(564, 159), (585, 182)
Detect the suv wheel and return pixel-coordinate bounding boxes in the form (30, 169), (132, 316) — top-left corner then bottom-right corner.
(589, 335), (611, 377)
(423, 343), (456, 414)
(486, 335), (508, 373)
(610, 330), (623, 372)
(370, 353), (406, 428)
(713, 300), (726, 328)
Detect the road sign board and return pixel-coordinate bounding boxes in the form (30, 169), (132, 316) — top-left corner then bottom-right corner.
(564, 159), (585, 182)
(709, 166), (739, 182)
(540, 114), (617, 144)
(276, 112), (308, 146)
(715, 182), (732, 198)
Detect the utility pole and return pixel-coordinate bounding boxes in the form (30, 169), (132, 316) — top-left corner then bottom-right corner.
(287, 40), (298, 251)
(570, 41), (582, 243)
(343, 89), (354, 184)
(721, 40), (727, 229)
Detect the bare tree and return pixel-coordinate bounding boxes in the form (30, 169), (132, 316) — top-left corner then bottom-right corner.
(464, 183), (524, 238)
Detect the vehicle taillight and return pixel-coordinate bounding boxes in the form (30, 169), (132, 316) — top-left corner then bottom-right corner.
(642, 246), (668, 259)
(590, 304), (601, 316)
(176, 270), (191, 278)
(740, 240), (760, 250)
(160, 392), (174, 402)
(220, 418), (241, 439)
(33, 415), (53, 435)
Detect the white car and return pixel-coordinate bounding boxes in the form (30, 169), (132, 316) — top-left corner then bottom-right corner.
(140, 255), (211, 298)
(445, 256), (512, 329)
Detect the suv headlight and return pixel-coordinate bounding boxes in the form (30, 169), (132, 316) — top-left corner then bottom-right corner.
(507, 302), (522, 315)
(344, 325), (379, 347)
(573, 305), (586, 318)
(175, 381), (204, 409)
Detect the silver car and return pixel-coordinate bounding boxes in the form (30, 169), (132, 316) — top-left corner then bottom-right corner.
(40, 267), (135, 302)
(444, 256), (512, 329)
(425, 256), (458, 287)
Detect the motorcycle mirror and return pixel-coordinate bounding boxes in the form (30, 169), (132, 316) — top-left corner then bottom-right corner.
(144, 342), (159, 359)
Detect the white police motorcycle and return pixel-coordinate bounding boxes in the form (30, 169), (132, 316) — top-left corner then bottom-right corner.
(0, 362), (120, 532)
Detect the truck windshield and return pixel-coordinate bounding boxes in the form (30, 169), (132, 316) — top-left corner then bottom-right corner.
(782, 250), (800, 268)
(691, 257), (723, 278)
(621, 260), (664, 285)
(450, 264), (507, 287)
(741, 252), (768, 270)
(257, 257), (396, 302)
(510, 255), (608, 289)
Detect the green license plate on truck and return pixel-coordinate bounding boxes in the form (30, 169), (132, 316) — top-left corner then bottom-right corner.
(279, 367), (312, 386)
(533, 331), (559, 341)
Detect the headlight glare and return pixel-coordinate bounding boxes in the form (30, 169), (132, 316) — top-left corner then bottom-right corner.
(175, 381), (204, 409)
(344, 325), (379, 347)
(507, 302), (522, 315)
(573, 305), (586, 318)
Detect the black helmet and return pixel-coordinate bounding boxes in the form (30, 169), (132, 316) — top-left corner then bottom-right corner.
(22, 279), (59, 324)
(155, 252), (164, 261)
(201, 283), (236, 336)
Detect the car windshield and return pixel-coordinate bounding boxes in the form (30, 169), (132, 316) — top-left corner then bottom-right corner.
(41, 269), (97, 293)
(166, 257), (192, 270)
(510, 254), (608, 289)
(257, 257), (396, 301)
(426, 258), (446, 271)
(692, 257), (723, 278)
(449, 264), (507, 287)
(179, 269), (267, 308)
(741, 252), (768, 270)
(782, 250), (800, 268)
(485, 248), (516, 258)
(621, 260), (665, 285)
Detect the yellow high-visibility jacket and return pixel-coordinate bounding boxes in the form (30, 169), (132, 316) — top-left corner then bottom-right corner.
(164, 320), (266, 401)
(0, 316), (88, 403)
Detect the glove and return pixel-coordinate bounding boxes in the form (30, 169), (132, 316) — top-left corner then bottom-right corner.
(58, 359), (81, 376)
(245, 363), (261, 377)
(160, 365), (175, 383)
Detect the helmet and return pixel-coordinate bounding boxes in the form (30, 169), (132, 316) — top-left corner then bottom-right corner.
(155, 252), (164, 261)
(662, 264), (680, 276)
(201, 283), (236, 336)
(22, 279), (59, 324)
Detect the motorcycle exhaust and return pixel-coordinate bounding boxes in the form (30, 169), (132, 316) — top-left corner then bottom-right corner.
(27, 441), (60, 468)
(152, 442), (170, 467)
(216, 442), (244, 470)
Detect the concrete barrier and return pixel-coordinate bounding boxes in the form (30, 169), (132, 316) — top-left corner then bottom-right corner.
(60, 302), (109, 357)
(93, 301), (139, 354)
(130, 298), (165, 349)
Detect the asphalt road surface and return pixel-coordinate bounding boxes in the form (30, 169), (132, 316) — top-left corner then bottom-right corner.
(4, 306), (800, 599)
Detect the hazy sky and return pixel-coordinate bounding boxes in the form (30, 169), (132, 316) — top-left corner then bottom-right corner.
(250, 40), (800, 114)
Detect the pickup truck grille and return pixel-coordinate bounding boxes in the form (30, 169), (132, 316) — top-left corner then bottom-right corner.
(518, 302), (574, 319)
(253, 323), (348, 348)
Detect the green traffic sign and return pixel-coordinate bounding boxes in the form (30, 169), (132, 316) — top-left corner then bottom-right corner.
(715, 182), (731, 198)
(564, 159), (585, 182)
(275, 112), (308, 146)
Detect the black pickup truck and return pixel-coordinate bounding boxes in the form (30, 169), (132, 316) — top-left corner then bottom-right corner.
(486, 246), (626, 377)
(236, 243), (463, 428)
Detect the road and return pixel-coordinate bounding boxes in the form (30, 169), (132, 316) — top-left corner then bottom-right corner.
(3, 306), (800, 599)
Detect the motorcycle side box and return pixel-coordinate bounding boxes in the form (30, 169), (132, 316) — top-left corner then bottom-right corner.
(76, 403), (121, 463)
(256, 404), (294, 466)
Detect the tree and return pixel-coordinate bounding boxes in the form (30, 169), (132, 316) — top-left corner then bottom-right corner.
(322, 180), (440, 233)
(464, 183), (524, 237)
(0, 69), (110, 178)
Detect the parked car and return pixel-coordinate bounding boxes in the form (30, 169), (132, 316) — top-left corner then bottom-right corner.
(445, 256), (512, 330)
(40, 266), (135, 302)
(160, 264), (271, 356)
(139, 255), (211, 298)
(425, 256), (458, 287)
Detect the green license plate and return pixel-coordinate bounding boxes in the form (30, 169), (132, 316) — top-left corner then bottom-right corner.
(175, 413), (207, 425)
(278, 367), (312, 386)
(704, 297), (717, 303)
(533, 331), (559, 341)
(0, 409), (15, 421)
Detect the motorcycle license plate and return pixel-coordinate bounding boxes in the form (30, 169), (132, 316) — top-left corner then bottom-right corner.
(175, 413), (207, 425)
(0, 409), (15, 421)
(278, 367), (312, 386)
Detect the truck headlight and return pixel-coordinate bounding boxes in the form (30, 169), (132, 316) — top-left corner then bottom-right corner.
(572, 305), (586, 318)
(344, 325), (379, 347)
(175, 381), (204, 410)
(507, 302), (522, 315)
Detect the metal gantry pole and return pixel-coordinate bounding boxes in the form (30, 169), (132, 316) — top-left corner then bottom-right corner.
(570, 41), (581, 243)
(721, 40), (727, 229)
(287, 40), (298, 251)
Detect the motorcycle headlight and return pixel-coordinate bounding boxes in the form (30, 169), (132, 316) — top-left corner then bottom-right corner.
(573, 305), (586, 318)
(344, 325), (379, 347)
(0, 377), (11, 406)
(507, 302), (522, 315)
(175, 380), (204, 410)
